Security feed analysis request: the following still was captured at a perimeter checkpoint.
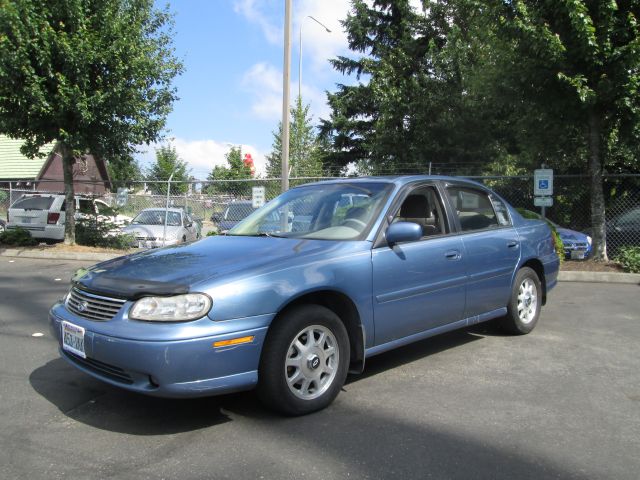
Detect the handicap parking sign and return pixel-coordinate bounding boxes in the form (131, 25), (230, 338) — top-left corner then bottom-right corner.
(534, 169), (553, 196)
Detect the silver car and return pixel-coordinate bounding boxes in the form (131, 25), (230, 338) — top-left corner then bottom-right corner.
(123, 208), (199, 248)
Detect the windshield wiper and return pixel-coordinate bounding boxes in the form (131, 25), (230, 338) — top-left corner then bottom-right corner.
(227, 232), (283, 238)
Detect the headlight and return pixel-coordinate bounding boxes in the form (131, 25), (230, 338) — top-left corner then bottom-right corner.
(587, 236), (592, 246)
(130, 293), (212, 322)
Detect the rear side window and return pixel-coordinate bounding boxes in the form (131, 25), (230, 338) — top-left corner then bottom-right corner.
(490, 195), (512, 226)
(11, 196), (54, 210)
(447, 187), (499, 232)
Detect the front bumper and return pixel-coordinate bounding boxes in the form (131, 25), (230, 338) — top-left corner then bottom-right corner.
(49, 305), (271, 398)
(132, 238), (180, 249)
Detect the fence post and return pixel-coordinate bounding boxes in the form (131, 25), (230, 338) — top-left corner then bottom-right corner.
(163, 171), (175, 247)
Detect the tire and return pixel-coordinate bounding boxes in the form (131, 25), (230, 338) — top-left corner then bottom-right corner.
(500, 267), (542, 335)
(258, 304), (350, 416)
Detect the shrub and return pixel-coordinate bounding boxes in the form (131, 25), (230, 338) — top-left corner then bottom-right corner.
(517, 208), (564, 264)
(615, 246), (640, 274)
(0, 227), (38, 246)
(76, 218), (134, 250)
(206, 230), (218, 236)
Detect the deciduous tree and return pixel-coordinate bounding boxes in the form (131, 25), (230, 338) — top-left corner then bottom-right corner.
(147, 145), (189, 195)
(0, 0), (183, 244)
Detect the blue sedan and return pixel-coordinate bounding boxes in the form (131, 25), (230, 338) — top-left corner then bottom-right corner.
(50, 176), (559, 415)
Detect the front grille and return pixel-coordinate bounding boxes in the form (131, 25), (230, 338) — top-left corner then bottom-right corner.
(66, 287), (126, 321)
(63, 351), (134, 384)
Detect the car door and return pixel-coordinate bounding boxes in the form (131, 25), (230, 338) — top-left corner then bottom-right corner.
(444, 185), (520, 319)
(371, 184), (467, 346)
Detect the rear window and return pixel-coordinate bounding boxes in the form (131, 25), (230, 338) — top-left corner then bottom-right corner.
(10, 196), (55, 210)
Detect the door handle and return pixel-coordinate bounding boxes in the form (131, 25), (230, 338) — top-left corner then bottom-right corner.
(444, 250), (461, 260)
(507, 241), (519, 248)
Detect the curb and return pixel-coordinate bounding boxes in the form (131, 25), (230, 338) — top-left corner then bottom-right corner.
(0, 248), (121, 262)
(557, 270), (640, 285)
(2, 249), (639, 285)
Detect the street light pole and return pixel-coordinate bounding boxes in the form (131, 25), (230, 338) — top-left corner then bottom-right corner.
(281, 0), (292, 193)
(296, 16), (331, 179)
(298, 16), (331, 101)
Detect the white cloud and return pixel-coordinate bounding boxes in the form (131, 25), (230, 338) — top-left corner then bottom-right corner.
(294, 0), (351, 72)
(241, 62), (283, 120)
(233, 0), (282, 45)
(241, 62), (331, 123)
(233, 0), (351, 74)
(138, 138), (267, 180)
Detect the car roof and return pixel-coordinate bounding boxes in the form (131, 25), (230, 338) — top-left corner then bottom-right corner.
(139, 208), (184, 213)
(294, 175), (487, 189)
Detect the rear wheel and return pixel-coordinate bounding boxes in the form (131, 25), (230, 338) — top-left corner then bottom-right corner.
(258, 305), (350, 416)
(500, 267), (542, 335)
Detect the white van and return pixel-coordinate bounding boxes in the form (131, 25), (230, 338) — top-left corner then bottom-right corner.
(7, 194), (131, 243)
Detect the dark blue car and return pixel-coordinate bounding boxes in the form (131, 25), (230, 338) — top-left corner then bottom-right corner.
(211, 200), (257, 232)
(50, 177), (559, 415)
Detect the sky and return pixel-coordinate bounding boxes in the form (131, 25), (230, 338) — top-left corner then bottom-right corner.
(138, 0), (357, 179)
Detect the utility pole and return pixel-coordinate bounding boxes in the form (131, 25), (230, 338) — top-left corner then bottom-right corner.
(281, 0), (292, 193)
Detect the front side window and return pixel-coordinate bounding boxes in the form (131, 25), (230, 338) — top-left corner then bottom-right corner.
(447, 187), (500, 232)
(391, 186), (448, 237)
(229, 182), (393, 240)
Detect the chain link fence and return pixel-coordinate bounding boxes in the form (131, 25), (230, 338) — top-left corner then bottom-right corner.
(2, 174), (638, 252)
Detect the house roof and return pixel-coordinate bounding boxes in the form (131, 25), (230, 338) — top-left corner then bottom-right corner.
(0, 134), (56, 180)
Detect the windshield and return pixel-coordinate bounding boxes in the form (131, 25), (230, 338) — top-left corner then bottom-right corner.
(132, 210), (182, 226)
(615, 208), (640, 225)
(228, 182), (393, 240)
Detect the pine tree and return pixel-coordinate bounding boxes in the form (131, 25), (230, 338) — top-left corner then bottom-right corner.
(266, 97), (324, 178)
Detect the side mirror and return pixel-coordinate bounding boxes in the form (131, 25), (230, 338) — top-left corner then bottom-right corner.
(386, 222), (422, 245)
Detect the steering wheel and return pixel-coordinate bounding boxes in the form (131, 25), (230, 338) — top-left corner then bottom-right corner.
(341, 218), (367, 231)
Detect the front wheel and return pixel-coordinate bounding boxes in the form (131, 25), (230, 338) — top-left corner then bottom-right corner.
(500, 267), (542, 335)
(258, 305), (350, 416)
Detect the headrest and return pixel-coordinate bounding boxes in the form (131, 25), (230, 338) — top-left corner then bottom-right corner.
(400, 195), (428, 218)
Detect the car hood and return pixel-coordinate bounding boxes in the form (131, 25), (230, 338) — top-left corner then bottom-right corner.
(556, 227), (589, 242)
(75, 235), (368, 298)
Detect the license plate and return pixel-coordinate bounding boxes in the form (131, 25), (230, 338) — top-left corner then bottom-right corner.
(62, 321), (86, 358)
(571, 250), (586, 260)
(21, 217), (31, 224)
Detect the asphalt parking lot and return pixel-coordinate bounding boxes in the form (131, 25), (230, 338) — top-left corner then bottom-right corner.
(0, 257), (638, 479)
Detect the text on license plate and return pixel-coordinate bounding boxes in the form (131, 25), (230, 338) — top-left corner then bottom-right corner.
(62, 321), (86, 358)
